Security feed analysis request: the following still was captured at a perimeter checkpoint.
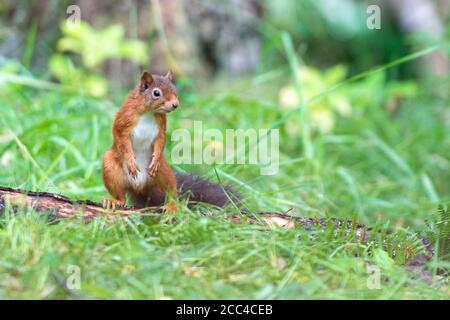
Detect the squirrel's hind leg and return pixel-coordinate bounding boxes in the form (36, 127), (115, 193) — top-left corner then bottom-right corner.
(102, 150), (126, 210)
(154, 157), (178, 214)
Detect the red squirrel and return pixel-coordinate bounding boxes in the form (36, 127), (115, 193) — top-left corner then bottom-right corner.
(102, 70), (238, 213)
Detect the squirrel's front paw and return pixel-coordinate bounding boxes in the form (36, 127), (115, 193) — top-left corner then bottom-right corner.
(127, 158), (139, 178)
(147, 156), (160, 177)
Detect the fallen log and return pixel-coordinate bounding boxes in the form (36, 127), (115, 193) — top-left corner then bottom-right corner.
(0, 186), (365, 229)
(0, 185), (434, 280)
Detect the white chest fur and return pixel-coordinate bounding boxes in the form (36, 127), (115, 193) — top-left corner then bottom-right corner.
(123, 112), (159, 189)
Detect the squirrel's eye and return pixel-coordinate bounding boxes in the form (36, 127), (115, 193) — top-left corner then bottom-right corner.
(152, 88), (161, 98)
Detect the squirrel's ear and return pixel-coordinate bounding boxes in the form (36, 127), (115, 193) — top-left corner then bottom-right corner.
(165, 70), (176, 84)
(140, 71), (153, 91)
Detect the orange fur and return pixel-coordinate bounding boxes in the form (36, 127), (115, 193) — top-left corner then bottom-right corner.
(102, 70), (179, 213)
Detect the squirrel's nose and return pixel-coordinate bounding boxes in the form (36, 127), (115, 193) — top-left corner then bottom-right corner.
(172, 102), (179, 109)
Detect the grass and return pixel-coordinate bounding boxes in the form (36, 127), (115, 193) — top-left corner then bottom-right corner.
(0, 46), (449, 299)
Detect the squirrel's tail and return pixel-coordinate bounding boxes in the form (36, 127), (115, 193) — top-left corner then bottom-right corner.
(175, 173), (241, 208)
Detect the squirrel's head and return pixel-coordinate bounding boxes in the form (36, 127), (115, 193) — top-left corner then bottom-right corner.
(138, 70), (179, 113)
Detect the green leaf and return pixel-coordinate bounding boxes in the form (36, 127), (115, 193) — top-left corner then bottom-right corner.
(373, 248), (395, 271)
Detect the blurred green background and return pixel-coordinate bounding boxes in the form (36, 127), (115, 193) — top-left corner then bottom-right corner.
(0, 0), (448, 299)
